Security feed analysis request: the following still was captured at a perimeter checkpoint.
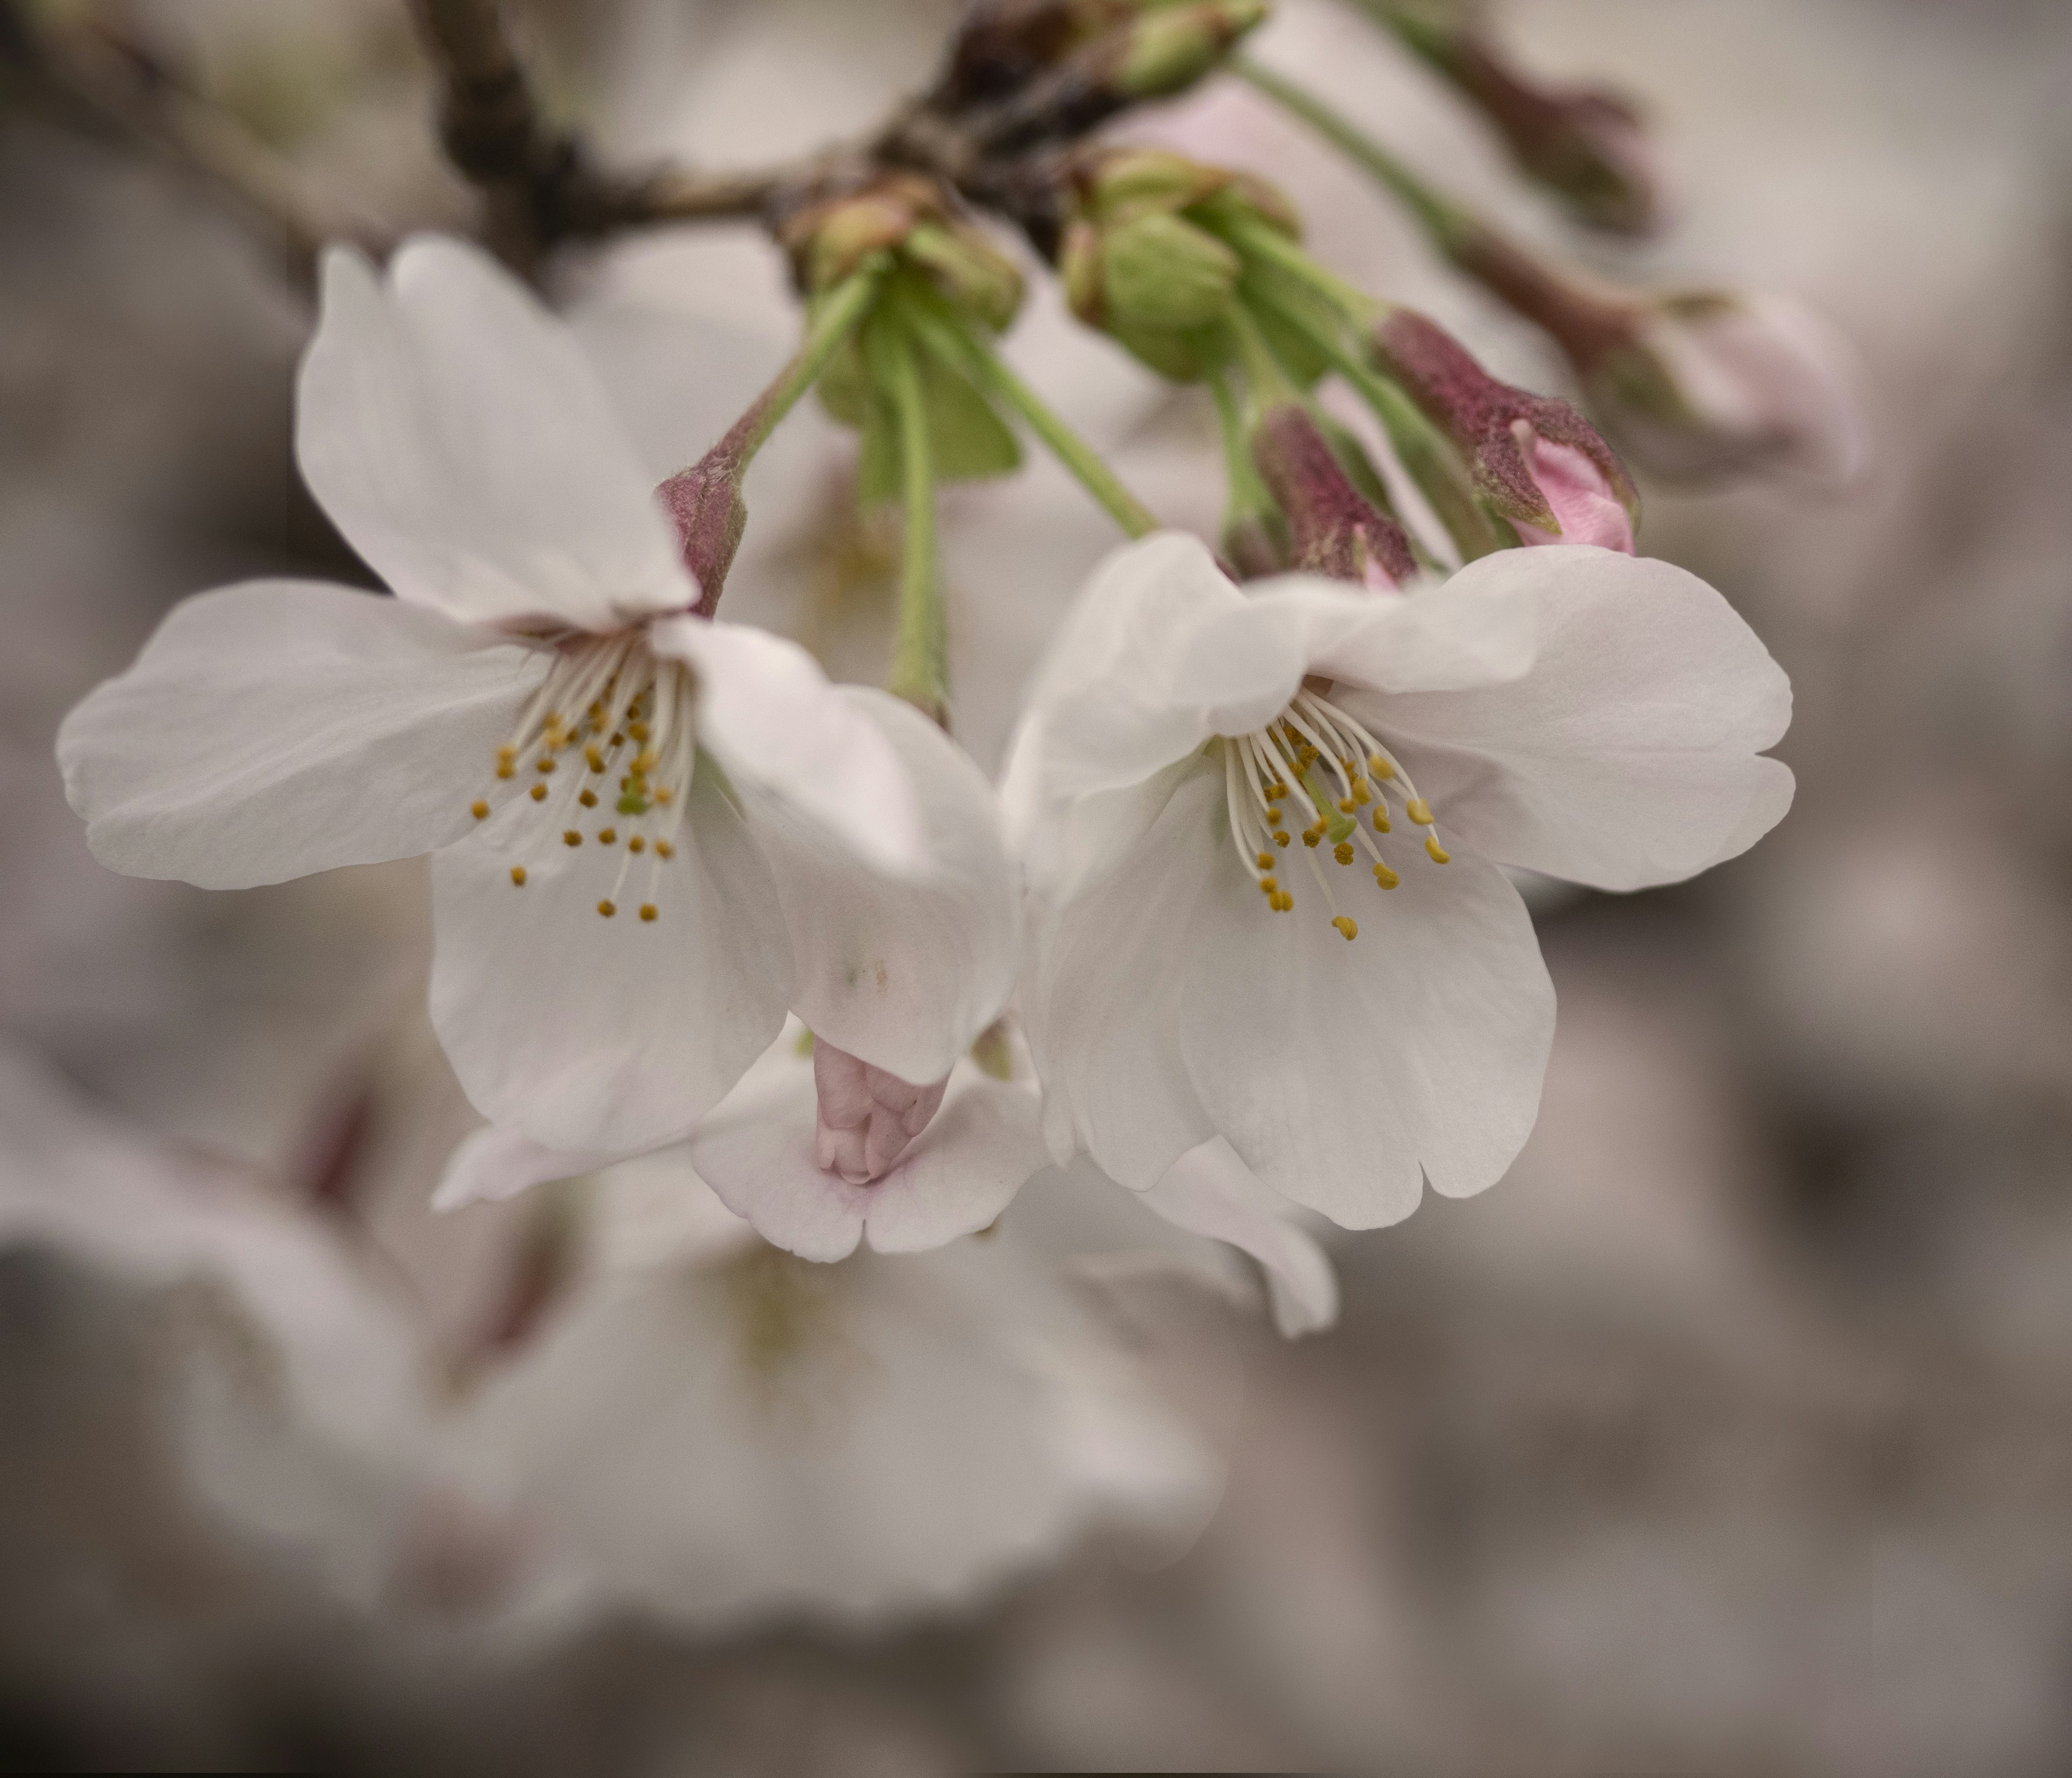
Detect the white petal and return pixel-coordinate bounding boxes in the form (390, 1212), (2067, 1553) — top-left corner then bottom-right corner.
(1141, 1140), (1340, 1338)
(431, 1125), (630, 1214)
(56, 580), (546, 889)
(650, 617), (925, 876)
(1180, 842), (1555, 1228)
(297, 240), (696, 632)
(430, 767), (792, 1154)
(1355, 548), (1795, 891)
(1020, 532), (1306, 803)
(1244, 563), (1537, 694)
(1029, 765), (1222, 1190)
(688, 1060), (1047, 1262)
(743, 689), (1017, 1084)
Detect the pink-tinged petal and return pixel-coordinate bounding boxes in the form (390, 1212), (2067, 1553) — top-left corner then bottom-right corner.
(688, 1060), (1046, 1262)
(430, 767), (791, 1155)
(1027, 765), (1223, 1190)
(1510, 430), (1637, 553)
(1180, 839), (1554, 1229)
(56, 580), (546, 890)
(1141, 1141), (1340, 1338)
(813, 1042), (950, 1184)
(742, 689), (1017, 1086)
(1353, 548), (1795, 892)
(649, 618), (924, 877)
(431, 1125), (633, 1214)
(297, 241), (696, 633)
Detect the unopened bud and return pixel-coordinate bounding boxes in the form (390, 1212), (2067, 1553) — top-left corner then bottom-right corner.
(813, 1041), (949, 1186)
(1371, 308), (1638, 549)
(1585, 292), (1867, 487)
(1252, 404), (1415, 589)
(780, 174), (1024, 334)
(1098, 212), (1239, 330)
(1113, 0), (1269, 99)
(903, 220), (1027, 333)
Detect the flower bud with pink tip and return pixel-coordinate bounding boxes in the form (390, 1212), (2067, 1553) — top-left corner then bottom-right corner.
(1370, 308), (1638, 553)
(813, 1041), (951, 1186)
(1251, 404), (1416, 589)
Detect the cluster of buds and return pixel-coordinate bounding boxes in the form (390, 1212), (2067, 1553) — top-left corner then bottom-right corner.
(779, 172), (1024, 330)
(1370, 306), (1638, 550)
(1058, 147), (1297, 379)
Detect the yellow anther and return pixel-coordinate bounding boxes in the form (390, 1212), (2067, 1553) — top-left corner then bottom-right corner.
(1373, 862), (1401, 890)
(497, 745), (517, 764)
(1406, 798), (1433, 826)
(628, 721), (650, 742)
(470, 800), (489, 820)
(1353, 781), (1372, 807)
(1302, 830), (1321, 848)
(1256, 851), (1274, 870)
(509, 866), (527, 887)
(1259, 876), (1278, 893)
(578, 789), (597, 807)
(629, 835), (646, 854)
(528, 783), (547, 802)
(1272, 890), (1293, 912)
(609, 732), (625, 747)
(639, 904), (658, 922)
(1337, 798), (1355, 815)
(656, 840), (675, 860)
(536, 758), (555, 775)
(495, 763), (515, 780)
(634, 748), (658, 773)
(1425, 835), (1451, 864)
(597, 900), (617, 918)
(598, 827), (617, 845)
(1265, 806), (1282, 824)
(1273, 831), (1291, 847)
(563, 830), (581, 847)
(1368, 754), (1394, 780)
(585, 746), (605, 772)
(1373, 809), (1391, 833)
(1334, 841), (1355, 866)
(1332, 916), (1358, 941)
(653, 786), (674, 806)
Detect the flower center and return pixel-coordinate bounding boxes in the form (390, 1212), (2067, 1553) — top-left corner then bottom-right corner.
(468, 631), (696, 922)
(1221, 686), (1449, 942)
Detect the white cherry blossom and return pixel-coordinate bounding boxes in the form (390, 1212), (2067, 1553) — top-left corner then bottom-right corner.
(56, 236), (1019, 1157)
(1007, 533), (1794, 1229)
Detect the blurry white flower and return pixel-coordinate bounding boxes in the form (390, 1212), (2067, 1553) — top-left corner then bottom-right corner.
(445, 1161), (1222, 1630)
(56, 235), (1019, 1157)
(0, 1043), (438, 1605)
(1007, 533), (1793, 1228)
(1587, 291), (1869, 487)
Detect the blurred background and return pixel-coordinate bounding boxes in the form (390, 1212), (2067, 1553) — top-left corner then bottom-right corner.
(4, 1), (2071, 1772)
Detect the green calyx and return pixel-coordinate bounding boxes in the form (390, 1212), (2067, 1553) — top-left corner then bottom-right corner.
(1113, 0), (1270, 97)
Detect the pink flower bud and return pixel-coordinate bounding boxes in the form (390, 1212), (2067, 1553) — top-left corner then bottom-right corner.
(812, 1041), (950, 1186)
(1370, 309), (1638, 550)
(1250, 404), (1415, 589)
(1588, 293), (1867, 488)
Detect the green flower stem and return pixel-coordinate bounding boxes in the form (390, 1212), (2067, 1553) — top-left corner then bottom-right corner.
(903, 299), (1162, 540)
(1213, 203), (1378, 329)
(881, 321), (947, 718)
(1207, 363), (1279, 554)
(739, 258), (889, 466)
(1233, 56), (1474, 257)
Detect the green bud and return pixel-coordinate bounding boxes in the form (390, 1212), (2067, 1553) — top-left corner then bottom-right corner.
(1083, 147), (1233, 224)
(902, 220), (1026, 334)
(1113, 0), (1268, 98)
(1101, 212), (1239, 331)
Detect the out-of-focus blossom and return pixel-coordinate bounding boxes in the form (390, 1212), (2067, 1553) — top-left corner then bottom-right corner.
(56, 236), (1019, 1159)
(444, 1161), (1223, 1630)
(0, 1043), (439, 1605)
(1586, 291), (1869, 488)
(1007, 533), (1792, 1227)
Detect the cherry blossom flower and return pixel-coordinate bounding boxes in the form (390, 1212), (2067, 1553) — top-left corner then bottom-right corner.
(56, 236), (1018, 1157)
(1006, 533), (1794, 1229)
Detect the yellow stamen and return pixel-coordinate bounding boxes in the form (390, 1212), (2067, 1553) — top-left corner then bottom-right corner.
(629, 836), (646, 854)
(639, 904), (658, 922)
(585, 746), (605, 772)
(1425, 835), (1450, 864)
(1273, 831), (1291, 847)
(656, 840), (675, 860)
(1406, 798), (1433, 826)
(579, 789), (598, 808)
(563, 831), (581, 847)
(1332, 916), (1358, 941)
(1368, 754), (1394, 780)
(536, 758), (554, 775)
(509, 866), (527, 886)
(1334, 841), (1355, 866)
(1302, 831), (1321, 848)
(1373, 862), (1400, 890)
(529, 783), (547, 802)
(471, 800), (489, 820)
(598, 827), (617, 845)
(597, 900), (617, 918)
(1256, 851), (1274, 870)
(1373, 809), (1391, 833)
(496, 763), (514, 780)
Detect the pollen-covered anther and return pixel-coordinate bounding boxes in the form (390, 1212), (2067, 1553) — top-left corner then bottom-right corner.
(1406, 798), (1434, 826)
(536, 758), (554, 774)
(629, 836), (646, 854)
(1368, 754), (1394, 780)
(563, 830), (581, 847)
(639, 904), (658, 922)
(1274, 830), (1291, 846)
(655, 840), (675, 859)
(1256, 851), (1274, 869)
(1332, 916), (1358, 941)
(579, 789), (597, 807)
(1426, 835), (1451, 864)
(1334, 841), (1355, 866)
(597, 900), (617, 918)
(471, 800), (489, 820)
(1373, 862), (1401, 889)
(598, 828), (617, 845)
(509, 866), (527, 886)
(529, 784), (547, 802)
(1303, 830), (1322, 848)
